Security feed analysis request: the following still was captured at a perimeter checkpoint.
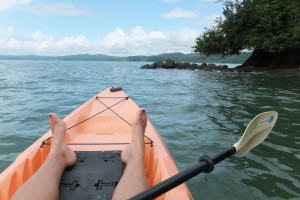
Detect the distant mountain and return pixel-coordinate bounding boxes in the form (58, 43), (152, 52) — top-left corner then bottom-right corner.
(127, 52), (251, 64)
(0, 54), (126, 61)
(0, 52), (252, 64)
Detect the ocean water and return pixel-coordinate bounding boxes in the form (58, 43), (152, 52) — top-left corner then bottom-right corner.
(0, 60), (299, 199)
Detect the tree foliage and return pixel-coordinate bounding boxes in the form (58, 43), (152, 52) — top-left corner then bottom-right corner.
(194, 0), (300, 56)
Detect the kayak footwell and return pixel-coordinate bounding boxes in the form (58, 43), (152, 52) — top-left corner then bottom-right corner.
(59, 151), (125, 200)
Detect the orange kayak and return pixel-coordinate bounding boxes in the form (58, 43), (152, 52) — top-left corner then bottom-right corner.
(0, 87), (192, 199)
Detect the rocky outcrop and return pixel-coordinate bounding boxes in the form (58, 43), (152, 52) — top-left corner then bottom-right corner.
(141, 58), (300, 73)
(141, 59), (233, 72)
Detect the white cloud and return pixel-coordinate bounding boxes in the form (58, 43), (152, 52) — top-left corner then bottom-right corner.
(0, 0), (32, 11)
(103, 28), (128, 48)
(0, 26), (201, 56)
(149, 31), (167, 40)
(28, 3), (93, 16)
(32, 30), (47, 41)
(131, 26), (146, 41)
(163, 7), (199, 19)
(57, 35), (88, 47)
(32, 30), (54, 50)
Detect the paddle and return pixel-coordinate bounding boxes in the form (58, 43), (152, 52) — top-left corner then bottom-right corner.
(129, 111), (278, 200)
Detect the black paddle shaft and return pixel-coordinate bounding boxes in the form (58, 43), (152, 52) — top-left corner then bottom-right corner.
(129, 146), (236, 200)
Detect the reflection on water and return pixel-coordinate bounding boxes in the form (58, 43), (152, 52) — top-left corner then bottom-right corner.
(0, 60), (299, 199)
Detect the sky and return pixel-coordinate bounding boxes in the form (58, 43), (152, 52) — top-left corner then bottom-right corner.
(0, 0), (224, 56)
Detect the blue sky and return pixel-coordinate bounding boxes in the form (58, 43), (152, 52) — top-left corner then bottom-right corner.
(0, 0), (224, 56)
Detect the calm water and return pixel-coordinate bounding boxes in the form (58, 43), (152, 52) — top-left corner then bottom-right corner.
(0, 60), (299, 199)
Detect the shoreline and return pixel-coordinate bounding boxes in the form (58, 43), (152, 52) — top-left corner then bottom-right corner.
(141, 59), (300, 74)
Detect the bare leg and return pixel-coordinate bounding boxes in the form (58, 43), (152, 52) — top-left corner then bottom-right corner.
(12, 113), (77, 200)
(112, 108), (148, 200)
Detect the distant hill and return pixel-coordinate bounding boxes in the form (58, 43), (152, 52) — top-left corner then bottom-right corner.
(127, 52), (251, 64)
(0, 52), (252, 64)
(0, 54), (126, 61)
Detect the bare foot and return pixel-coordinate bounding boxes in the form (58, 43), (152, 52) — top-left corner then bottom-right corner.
(49, 113), (77, 167)
(121, 109), (147, 164)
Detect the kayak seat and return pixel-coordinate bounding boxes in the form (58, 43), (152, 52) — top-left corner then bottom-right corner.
(59, 151), (125, 200)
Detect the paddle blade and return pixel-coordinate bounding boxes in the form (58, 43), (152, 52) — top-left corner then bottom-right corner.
(233, 111), (278, 157)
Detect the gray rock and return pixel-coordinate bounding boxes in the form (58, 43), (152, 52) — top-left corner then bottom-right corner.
(141, 64), (152, 69)
(190, 63), (199, 70)
(141, 60), (236, 73)
(175, 62), (185, 69)
(165, 59), (176, 68)
(153, 62), (165, 68)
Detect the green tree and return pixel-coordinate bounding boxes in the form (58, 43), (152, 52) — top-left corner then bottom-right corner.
(194, 0), (300, 68)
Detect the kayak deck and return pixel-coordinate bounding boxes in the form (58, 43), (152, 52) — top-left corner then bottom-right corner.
(0, 88), (193, 200)
(59, 151), (125, 200)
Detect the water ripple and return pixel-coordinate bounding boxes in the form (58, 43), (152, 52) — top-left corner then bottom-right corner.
(0, 60), (300, 199)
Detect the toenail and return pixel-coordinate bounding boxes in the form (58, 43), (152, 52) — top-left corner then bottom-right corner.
(49, 114), (52, 117)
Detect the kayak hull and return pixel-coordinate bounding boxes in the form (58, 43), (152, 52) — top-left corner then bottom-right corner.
(0, 88), (193, 199)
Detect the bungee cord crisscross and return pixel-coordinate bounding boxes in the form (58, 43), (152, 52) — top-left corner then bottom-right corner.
(40, 96), (153, 148)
